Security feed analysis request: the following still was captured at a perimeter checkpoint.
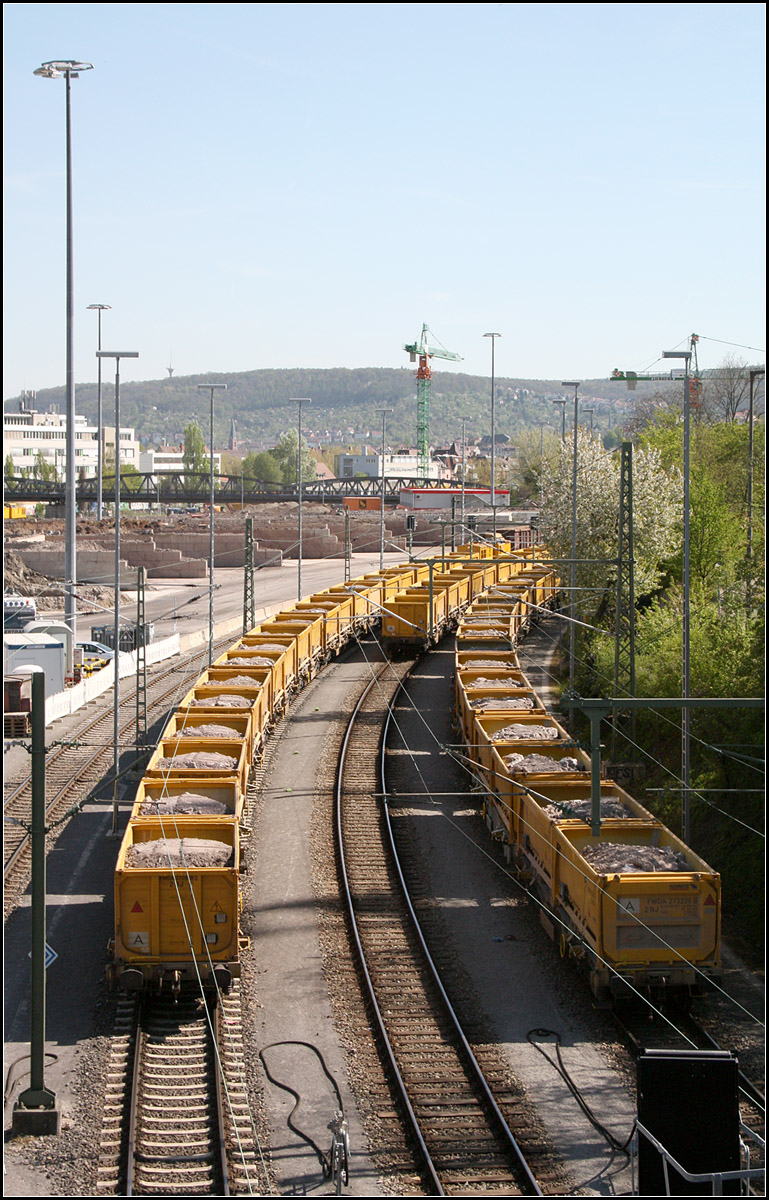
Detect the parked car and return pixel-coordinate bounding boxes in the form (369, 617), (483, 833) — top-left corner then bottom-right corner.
(76, 640), (115, 666)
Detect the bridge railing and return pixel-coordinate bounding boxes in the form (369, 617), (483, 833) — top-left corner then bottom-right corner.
(4, 472), (458, 506)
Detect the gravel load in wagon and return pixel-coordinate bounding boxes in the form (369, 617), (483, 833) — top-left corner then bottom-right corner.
(465, 675), (519, 687)
(470, 696), (535, 711)
(126, 837), (234, 868)
(177, 723), (241, 739)
(139, 792), (229, 816)
(213, 674), (264, 687)
(543, 796), (633, 819)
(248, 643), (290, 652)
(463, 659), (517, 669)
(582, 842), (690, 874)
(226, 656), (276, 666)
(491, 723), (560, 741)
(190, 694), (252, 708)
(154, 751), (238, 771)
(504, 753), (581, 774)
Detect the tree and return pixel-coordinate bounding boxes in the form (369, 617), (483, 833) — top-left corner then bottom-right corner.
(539, 430), (682, 609)
(269, 430), (316, 485)
(5, 454), (15, 480)
(510, 428), (561, 506)
(704, 354), (752, 423)
(627, 388), (683, 434)
(32, 450), (56, 482)
(182, 421), (209, 476)
(241, 451), (281, 484)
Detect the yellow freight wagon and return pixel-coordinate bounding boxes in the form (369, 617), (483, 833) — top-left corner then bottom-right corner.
(112, 818), (242, 993)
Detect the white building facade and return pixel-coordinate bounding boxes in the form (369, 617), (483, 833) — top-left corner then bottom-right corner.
(138, 448), (222, 479)
(4, 397), (139, 480)
(333, 450), (452, 481)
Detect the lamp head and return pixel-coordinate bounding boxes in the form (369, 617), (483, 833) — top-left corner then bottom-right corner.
(35, 60), (93, 79)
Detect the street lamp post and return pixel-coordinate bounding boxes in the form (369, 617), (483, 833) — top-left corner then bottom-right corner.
(483, 333), (501, 538)
(290, 398), (311, 600)
(583, 407), (594, 436)
(662, 349), (692, 841)
(97, 350), (139, 837)
(562, 382), (581, 696)
(461, 417), (467, 540)
(198, 384), (228, 668)
(552, 398), (566, 442)
(35, 59), (93, 649)
(376, 408), (393, 571)
(87, 304), (111, 519)
(539, 423), (553, 516)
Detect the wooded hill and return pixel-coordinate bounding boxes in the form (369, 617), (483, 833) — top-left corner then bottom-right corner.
(15, 366), (651, 452)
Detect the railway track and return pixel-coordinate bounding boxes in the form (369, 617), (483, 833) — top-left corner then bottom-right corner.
(610, 1002), (766, 1143)
(127, 992), (227, 1196)
(3, 637), (234, 902)
(96, 982), (268, 1196)
(336, 657), (543, 1196)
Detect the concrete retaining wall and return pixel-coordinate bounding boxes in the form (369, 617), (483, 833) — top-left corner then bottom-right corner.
(13, 548), (137, 588)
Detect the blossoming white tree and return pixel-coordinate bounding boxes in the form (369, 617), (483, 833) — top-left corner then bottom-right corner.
(539, 431), (683, 618)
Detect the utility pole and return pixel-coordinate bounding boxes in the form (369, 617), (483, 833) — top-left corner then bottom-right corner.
(135, 566), (147, 749)
(562, 381), (581, 696)
(461, 418), (467, 541)
(243, 516), (255, 635)
(290, 398), (311, 600)
(662, 348), (693, 842)
(484, 332), (502, 539)
(747, 368), (765, 571)
(12, 671), (59, 1134)
(97, 349), (139, 838)
(376, 408), (392, 571)
(344, 507), (351, 583)
(198, 383), (228, 667)
(612, 443), (636, 762)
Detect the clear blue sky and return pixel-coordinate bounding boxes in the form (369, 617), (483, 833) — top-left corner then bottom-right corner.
(3, 2), (765, 401)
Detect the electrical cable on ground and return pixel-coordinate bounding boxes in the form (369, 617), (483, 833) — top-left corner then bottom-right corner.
(258, 1041), (348, 1183)
(526, 1029), (636, 1158)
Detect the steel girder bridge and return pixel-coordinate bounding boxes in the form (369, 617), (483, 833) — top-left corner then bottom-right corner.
(4, 472), (460, 507)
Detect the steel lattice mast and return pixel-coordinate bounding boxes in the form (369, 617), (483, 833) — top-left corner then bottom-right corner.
(404, 324), (462, 478)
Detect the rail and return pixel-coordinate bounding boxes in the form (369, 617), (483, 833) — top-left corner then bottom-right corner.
(335, 662), (543, 1195)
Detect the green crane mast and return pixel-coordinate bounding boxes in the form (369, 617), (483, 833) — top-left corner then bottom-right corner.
(404, 324), (462, 477)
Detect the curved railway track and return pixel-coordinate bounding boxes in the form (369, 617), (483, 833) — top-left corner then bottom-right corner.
(3, 637), (236, 898)
(336, 658), (543, 1196)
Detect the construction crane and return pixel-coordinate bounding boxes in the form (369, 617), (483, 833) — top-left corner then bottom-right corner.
(613, 334), (702, 403)
(404, 324), (462, 477)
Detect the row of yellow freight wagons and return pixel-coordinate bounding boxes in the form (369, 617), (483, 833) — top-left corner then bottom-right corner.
(380, 542), (555, 646)
(111, 560), (430, 991)
(111, 546), (528, 992)
(454, 593), (722, 1002)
